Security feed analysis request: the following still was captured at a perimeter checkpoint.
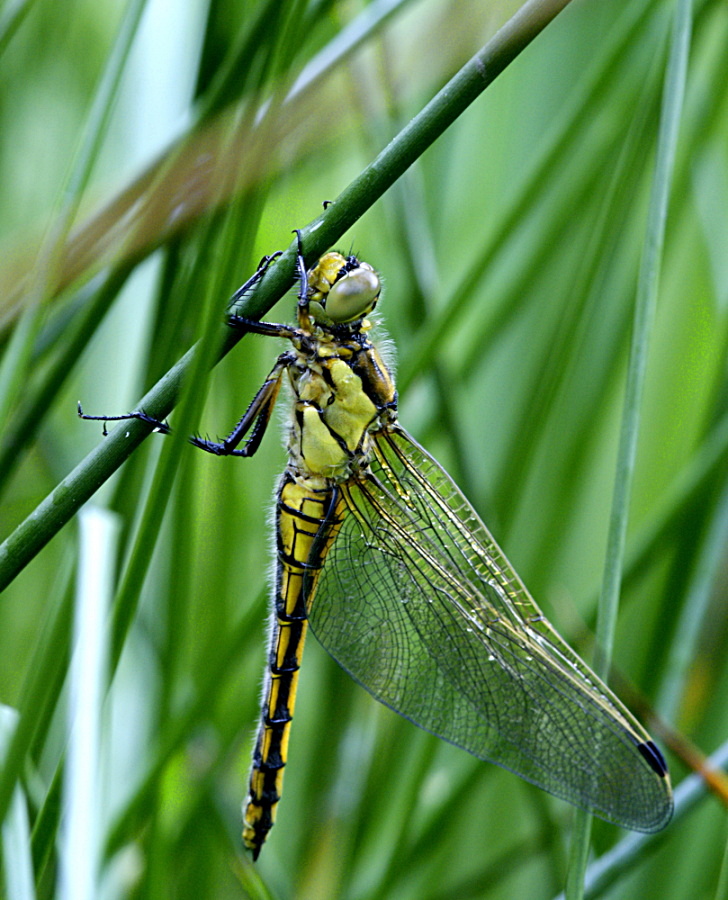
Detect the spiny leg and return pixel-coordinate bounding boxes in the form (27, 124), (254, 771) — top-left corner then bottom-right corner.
(79, 356), (287, 458)
(227, 250), (283, 309)
(189, 359), (286, 457)
(294, 229), (309, 305)
(77, 403), (170, 437)
(226, 241), (304, 338)
(78, 237), (308, 451)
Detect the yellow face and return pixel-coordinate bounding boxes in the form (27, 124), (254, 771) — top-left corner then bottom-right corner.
(304, 252), (381, 326)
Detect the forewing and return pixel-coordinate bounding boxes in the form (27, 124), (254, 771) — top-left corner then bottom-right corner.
(307, 426), (673, 832)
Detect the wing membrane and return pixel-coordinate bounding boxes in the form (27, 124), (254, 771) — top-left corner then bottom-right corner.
(307, 426), (672, 832)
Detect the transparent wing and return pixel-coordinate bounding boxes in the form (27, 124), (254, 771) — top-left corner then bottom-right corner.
(307, 426), (673, 832)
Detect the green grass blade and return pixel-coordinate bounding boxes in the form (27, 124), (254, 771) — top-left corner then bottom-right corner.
(2, 1), (725, 895)
(0, 0), (575, 593)
(0, 707), (36, 900)
(597, 0), (691, 677)
(0, 568), (74, 840)
(566, 0), (692, 895)
(57, 507), (118, 900)
(556, 739), (728, 900)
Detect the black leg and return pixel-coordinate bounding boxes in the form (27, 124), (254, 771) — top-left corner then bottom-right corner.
(226, 315), (298, 340)
(77, 403), (170, 437)
(294, 229), (308, 304)
(80, 249), (295, 453)
(227, 235), (310, 339)
(80, 358), (283, 458)
(188, 359), (286, 458)
(227, 251), (283, 309)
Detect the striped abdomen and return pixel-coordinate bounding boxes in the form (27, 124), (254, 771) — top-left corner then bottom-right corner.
(242, 472), (343, 858)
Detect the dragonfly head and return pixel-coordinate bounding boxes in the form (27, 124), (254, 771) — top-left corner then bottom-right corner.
(303, 252), (381, 328)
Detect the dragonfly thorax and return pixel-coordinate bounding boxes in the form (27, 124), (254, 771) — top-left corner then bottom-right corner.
(285, 325), (396, 482)
(287, 351), (376, 480)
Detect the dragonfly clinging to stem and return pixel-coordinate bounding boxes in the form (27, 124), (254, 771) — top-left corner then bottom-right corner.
(80, 232), (673, 859)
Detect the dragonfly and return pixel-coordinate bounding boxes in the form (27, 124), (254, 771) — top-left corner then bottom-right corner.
(80, 234), (673, 859)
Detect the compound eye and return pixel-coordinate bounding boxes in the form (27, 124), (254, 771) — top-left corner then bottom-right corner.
(325, 264), (380, 323)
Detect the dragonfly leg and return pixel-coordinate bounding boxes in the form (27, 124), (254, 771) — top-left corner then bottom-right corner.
(189, 358), (287, 458)
(226, 314), (298, 340)
(294, 229), (308, 304)
(77, 403), (170, 437)
(227, 246), (299, 339)
(227, 250), (283, 308)
(79, 352), (286, 456)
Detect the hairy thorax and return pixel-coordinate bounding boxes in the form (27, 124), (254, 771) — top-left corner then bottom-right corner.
(286, 330), (396, 482)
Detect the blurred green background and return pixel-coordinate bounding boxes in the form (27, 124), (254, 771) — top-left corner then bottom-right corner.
(1, 0), (727, 898)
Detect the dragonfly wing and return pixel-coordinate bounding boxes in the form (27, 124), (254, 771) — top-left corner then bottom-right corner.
(307, 426), (673, 832)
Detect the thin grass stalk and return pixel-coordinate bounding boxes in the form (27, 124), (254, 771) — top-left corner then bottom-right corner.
(0, 706), (35, 900)
(593, 0), (691, 684)
(57, 508), (118, 900)
(0, 0), (148, 434)
(554, 739), (728, 900)
(0, 0), (575, 593)
(565, 0), (692, 895)
(0, 566), (74, 841)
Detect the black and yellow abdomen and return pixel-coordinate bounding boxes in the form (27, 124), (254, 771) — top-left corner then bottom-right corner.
(243, 318), (395, 856)
(242, 473), (345, 858)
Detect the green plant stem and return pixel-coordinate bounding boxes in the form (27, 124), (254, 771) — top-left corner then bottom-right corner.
(565, 0), (692, 896)
(0, 570), (74, 842)
(0, 264), (135, 493)
(0, 0), (574, 594)
(397, 0), (657, 395)
(0, 0), (147, 437)
(716, 824), (728, 900)
(0, 0), (39, 56)
(595, 0), (690, 678)
(556, 738), (728, 900)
